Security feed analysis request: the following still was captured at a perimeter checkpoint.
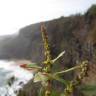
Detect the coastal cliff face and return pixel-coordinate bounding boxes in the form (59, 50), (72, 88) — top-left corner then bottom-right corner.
(0, 5), (96, 96)
(0, 5), (96, 63)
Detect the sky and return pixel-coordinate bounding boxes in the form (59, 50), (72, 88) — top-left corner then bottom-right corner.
(0, 0), (96, 36)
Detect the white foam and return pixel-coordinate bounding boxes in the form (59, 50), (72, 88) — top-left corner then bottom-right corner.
(0, 60), (33, 96)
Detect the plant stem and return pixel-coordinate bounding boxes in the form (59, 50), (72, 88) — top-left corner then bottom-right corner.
(54, 65), (81, 75)
(41, 23), (52, 96)
(52, 51), (65, 63)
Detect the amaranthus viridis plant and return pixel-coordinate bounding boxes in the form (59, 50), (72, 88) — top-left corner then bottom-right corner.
(20, 23), (89, 96)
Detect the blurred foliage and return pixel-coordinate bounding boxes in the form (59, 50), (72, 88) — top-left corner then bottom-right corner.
(81, 84), (96, 96)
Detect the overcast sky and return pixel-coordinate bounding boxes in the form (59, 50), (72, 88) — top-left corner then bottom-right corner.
(0, 0), (96, 36)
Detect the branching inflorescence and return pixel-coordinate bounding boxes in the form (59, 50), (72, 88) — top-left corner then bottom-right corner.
(20, 23), (88, 96)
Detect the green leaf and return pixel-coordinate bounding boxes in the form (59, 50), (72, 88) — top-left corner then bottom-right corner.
(46, 73), (69, 85)
(33, 72), (48, 82)
(52, 75), (69, 85)
(38, 87), (45, 96)
(26, 63), (42, 69)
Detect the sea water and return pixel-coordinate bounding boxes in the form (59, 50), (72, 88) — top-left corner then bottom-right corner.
(0, 60), (33, 96)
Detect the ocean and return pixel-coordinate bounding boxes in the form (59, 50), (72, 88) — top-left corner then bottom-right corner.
(0, 60), (33, 96)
